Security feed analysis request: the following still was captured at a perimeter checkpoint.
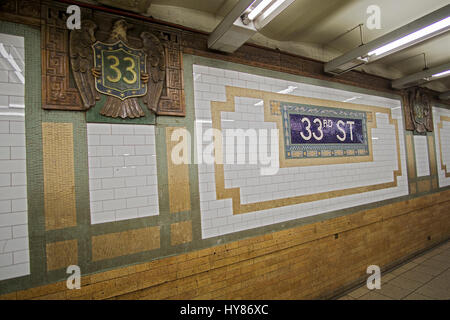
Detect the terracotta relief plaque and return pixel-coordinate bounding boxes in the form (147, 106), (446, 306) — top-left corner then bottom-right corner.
(403, 87), (433, 134)
(40, 3), (185, 117)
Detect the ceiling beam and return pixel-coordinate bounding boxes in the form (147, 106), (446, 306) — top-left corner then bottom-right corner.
(392, 62), (450, 89)
(208, 0), (256, 53)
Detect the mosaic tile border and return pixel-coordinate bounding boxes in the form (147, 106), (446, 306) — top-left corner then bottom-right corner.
(210, 86), (402, 215)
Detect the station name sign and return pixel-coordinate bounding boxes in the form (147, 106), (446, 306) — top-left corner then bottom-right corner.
(277, 101), (371, 160)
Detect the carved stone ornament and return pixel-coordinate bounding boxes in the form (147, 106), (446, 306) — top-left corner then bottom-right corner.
(69, 19), (166, 119)
(404, 87), (433, 134)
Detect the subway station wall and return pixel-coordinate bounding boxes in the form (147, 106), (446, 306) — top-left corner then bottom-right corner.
(192, 64), (408, 239)
(0, 19), (449, 299)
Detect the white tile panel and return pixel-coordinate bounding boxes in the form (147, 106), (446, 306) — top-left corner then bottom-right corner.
(413, 135), (430, 177)
(0, 33), (29, 281)
(193, 64), (408, 239)
(87, 124), (159, 224)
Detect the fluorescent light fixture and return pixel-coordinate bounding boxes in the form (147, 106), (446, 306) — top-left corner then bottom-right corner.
(261, 0), (285, 19)
(248, 0), (273, 20)
(253, 0), (294, 30)
(208, 0), (257, 53)
(325, 5), (450, 75)
(368, 16), (450, 57)
(432, 69), (450, 78)
(208, 0), (294, 53)
(392, 61), (450, 89)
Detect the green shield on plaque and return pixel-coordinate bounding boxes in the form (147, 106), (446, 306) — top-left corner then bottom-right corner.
(93, 40), (147, 100)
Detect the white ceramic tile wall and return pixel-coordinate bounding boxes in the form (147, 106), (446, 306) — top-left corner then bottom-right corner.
(0, 33), (25, 115)
(413, 135), (430, 177)
(87, 123), (159, 224)
(433, 106), (450, 187)
(193, 64), (408, 239)
(0, 33), (29, 281)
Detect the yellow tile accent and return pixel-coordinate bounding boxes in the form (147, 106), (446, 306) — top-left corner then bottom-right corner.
(42, 122), (77, 230)
(432, 178), (438, 190)
(409, 183), (417, 195)
(427, 135), (437, 176)
(166, 127), (191, 213)
(171, 221), (193, 246)
(417, 179), (431, 193)
(405, 134), (416, 180)
(91, 227), (160, 261)
(46, 240), (78, 271)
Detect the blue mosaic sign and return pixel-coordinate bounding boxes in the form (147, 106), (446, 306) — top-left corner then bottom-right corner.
(276, 101), (370, 159)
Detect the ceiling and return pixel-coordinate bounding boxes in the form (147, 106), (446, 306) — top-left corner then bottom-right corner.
(86, 0), (450, 92)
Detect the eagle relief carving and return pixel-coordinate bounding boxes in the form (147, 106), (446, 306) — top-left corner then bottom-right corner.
(69, 19), (166, 119)
(404, 87), (433, 134)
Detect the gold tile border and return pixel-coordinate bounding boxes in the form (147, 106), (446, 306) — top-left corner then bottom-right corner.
(42, 122), (77, 230)
(210, 86), (403, 215)
(409, 182), (417, 195)
(427, 135), (437, 176)
(437, 116), (450, 178)
(171, 221), (193, 246)
(46, 240), (78, 271)
(417, 179), (431, 194)
(166, 127), (192, 213)
(405, 134), (417, 180)
(91, 227), (160, 262)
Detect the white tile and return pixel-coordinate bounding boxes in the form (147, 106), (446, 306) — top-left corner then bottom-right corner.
(0, 263), (29, 281)
(115, 208), (138, 221)
(0, 253), (13, 267)
(101, 177), (125, 189)
(9, 121), (24, 133)
(87, 123), (159, 224)
(13, 250), (29, 264)
(0, 227), (12, 241)
(12, 224), (27, 238)
(414, 135), (430, 177)
(102, 199), (127, 211)
(0, 134), (25, 146)
(87, 123), (111, 135)
(0, 174), (10, 187)
(10, 146), (26, 160)
(11, 198), (27, 212)
(0, 121), (9, 133)
(89, 167), (113, 179)
(11, 172), (26, 186)
(3, 237), (28, 252)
